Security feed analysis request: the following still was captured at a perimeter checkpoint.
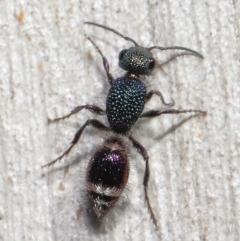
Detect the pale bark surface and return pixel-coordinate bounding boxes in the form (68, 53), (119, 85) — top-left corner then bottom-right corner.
(0, 1), (239, 241)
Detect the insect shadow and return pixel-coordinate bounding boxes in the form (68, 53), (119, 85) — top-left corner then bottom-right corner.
(43, 34), (206, 227)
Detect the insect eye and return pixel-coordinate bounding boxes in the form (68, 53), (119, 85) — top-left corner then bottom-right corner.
(119, 49), (128, 60)
(148, 59), (155, 70)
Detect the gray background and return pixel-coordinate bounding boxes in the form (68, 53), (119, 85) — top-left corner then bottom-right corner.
(0, 0), (239, 241)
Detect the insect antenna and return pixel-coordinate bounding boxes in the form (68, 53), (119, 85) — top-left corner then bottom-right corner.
(85, 21), (138, 46)
(148, 45), (204, 59)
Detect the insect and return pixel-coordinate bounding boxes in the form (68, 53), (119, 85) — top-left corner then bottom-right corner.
(85, 137), (129, 220)
(84, 22), (204, 76)
(44, 33), (206, 226)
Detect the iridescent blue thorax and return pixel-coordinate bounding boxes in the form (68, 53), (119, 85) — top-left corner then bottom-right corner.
(106, 77), (147, 134)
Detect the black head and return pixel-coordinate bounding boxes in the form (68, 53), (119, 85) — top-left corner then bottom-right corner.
(84, 22), (203, 76)
(119, 46), (155, 75)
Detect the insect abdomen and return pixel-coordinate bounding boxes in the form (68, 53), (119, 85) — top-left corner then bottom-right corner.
(86, 138), (129, 219)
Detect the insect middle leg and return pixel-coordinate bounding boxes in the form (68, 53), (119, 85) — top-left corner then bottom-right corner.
(43, 119), (110, 167)
(140, 108), (207, 118)
(48, 104), (105, 123)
